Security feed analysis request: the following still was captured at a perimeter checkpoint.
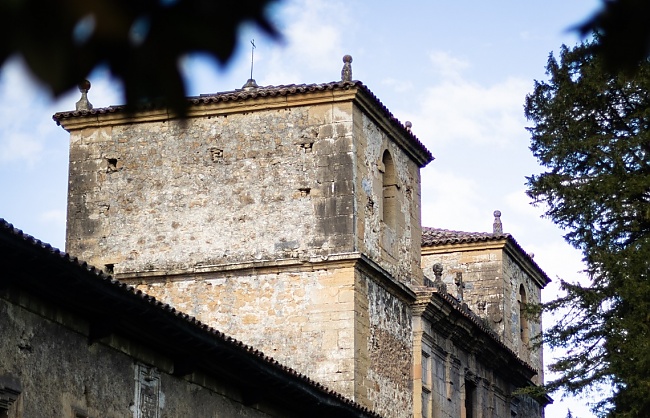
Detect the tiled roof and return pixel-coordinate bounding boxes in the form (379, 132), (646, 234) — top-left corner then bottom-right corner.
(422, 227), (510, 246)
(421, 227), (551, 286)
(0, 218), (383, 418)
(52, 80), (432, 165)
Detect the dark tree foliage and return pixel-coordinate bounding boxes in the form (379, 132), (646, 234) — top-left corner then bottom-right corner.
(0, 0), (279, 114)
(525, 40), (650, 417)
(577, 0), (650, 73)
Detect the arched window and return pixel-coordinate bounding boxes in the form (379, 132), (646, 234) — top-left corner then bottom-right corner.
(519, 284), (529, 345)
(382, 150), (397, 230)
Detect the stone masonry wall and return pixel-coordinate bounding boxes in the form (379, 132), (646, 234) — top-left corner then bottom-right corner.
(62, 92), (427, 417)
(66, 96), (424, 288)
(421, 248), (506, 340)
(354, 269), (413, 418)
(0, 295), (284, 418)
(132, 262), (416, 417)
(132, 263), (359, 399)
(503, 255), (543, 378)
(353, 107), (423, 285)
(66, 102), (356, 274)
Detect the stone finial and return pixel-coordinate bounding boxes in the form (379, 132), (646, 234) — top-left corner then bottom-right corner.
(493, 210), (502, 234)
(242, 78), (258, 91)
(341, 55), (353, 82)
(405, 121), (412, 132)
(432, 263), (447, 293)
(75, 80), (93, 111)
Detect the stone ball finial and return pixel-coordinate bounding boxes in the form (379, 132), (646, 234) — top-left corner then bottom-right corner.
(75, 79), (93, 111)
(78, 79), (91, 92)
(405, 121), (412, 132)
(493, 210), (503, 234)
(341, 54), (353, 82)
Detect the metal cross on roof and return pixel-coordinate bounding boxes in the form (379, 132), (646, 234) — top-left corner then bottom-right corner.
(250, 39), (256, 81)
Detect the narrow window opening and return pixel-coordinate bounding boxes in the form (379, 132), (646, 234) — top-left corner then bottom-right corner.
(381, 150), (397, 229)
(73, 409), (92, 418)
(421, 351), (431, 418)
(519, 284), (529, 345)
(464, 380), (476, 418)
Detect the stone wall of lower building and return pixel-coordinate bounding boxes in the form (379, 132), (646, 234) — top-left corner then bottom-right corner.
(502, 254), (543, 379)
(0, 293), (284, 418)
(421, 245), (544, 384)
(415, 313), (542, 418)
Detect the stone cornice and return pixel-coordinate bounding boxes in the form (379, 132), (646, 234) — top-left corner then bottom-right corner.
(55, 89), (358, 131)
(414, 289), (538, 387)
(54, 81), (433, 169)
(117, 251), (419, 305)
(116, 252), (365, 283)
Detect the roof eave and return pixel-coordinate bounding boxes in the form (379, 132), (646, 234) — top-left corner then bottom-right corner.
(52, 81), (434, 167)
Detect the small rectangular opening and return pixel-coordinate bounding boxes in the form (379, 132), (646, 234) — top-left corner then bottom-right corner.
(104, 264), (114, 275)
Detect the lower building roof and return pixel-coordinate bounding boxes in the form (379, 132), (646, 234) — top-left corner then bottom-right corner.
(0, 218), (382, 418)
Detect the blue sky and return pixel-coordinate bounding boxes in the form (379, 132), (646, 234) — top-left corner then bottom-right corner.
(0, 1), (604, 416)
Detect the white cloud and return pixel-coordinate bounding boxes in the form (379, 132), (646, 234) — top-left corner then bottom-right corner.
(259, 0), (350, 85)
(0, 132), (43, 165)
(0, 60), (49, 165)
(421, 166), (484, 230)
(381, 78), (414, 93)
(393, 49), (531, 150)
(416, 76), (530, 148)
(0, 59), (122, 168)
(429, 51), (470, 81)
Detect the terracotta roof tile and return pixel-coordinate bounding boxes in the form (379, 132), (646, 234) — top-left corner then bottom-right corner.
(422, 227), (510, 246)
(421, 227), (551, 286)
(52, 80), (432, 165)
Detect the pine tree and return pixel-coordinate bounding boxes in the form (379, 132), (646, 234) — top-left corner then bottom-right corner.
(525, 38), (650, 417)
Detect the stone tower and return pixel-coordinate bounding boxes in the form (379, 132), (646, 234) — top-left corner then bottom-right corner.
(54, 64), (433, 417)
(420, 217), (550, 383)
